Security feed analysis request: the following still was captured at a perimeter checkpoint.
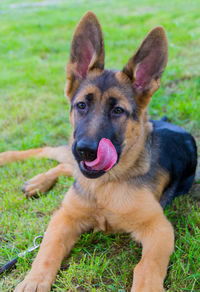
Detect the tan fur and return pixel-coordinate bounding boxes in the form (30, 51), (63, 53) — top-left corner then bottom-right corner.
(22, 163), (73, 197)
(153, 171), (170, 200)
(0, 145), (74, 197)
(0, 11), (173, 292)
(14, 181), (174, 292)
(5, 110), (173, 292)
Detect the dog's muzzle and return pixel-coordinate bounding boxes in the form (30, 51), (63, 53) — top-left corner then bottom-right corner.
(72, 138), (118, 179)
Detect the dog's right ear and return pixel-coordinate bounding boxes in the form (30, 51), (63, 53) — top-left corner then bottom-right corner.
(66, 12), (105, 100)
(122, 26), (168, 109)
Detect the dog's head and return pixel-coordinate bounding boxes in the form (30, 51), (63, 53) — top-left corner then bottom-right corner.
(65, 12), (168, 179)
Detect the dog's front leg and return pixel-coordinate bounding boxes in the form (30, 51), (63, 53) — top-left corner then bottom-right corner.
(131, 199), (174, 292)
(15, 186), (93, 292)
(22, 162), (73, 197)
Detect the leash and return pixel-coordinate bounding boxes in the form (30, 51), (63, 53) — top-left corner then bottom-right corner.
(0, 235), (43, 275)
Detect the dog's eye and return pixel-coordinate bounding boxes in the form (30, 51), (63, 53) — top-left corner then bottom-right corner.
(111, 107), (124, 116)
(76, 102), (87, 110)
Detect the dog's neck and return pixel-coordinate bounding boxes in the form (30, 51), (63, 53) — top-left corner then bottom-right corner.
(110, 119), (153, 181)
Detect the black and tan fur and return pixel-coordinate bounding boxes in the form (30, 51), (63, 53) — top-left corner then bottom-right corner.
(0, 12), (197, 292)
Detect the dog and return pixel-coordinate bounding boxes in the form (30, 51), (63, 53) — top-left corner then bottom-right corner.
(0, 11), (197, 292)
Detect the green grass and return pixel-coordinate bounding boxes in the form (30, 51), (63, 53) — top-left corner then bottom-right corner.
(0, 0), (200, 291)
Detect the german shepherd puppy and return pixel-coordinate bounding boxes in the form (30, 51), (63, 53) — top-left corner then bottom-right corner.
(1, 12), (197, 292)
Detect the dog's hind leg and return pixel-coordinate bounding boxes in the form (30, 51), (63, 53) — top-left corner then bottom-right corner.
(160, 173), (196, 208)
(22, 162), (74, 197)
(0, 148), (44, 165)
(0, 146), (72, 165)
(159, 181), (179, 208)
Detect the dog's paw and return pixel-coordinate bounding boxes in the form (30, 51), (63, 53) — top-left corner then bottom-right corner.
(22, 173), (56, 197)
(14, 275), (51, 292)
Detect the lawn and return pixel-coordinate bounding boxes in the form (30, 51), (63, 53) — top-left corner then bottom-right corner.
(0, 0), (200, 291)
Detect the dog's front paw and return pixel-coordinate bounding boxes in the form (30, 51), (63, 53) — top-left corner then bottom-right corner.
(14, 275), (51, 292)
(22, 173), (56, 197)
(131, 288), (166, 292)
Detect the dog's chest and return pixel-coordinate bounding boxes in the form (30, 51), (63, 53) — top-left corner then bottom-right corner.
(89, 182), (140, 233)
(93, 212), (111, 233)
(78, 178), (153, 233)
(93, 208), (124, 233)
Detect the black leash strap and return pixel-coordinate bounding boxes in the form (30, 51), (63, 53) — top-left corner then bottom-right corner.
(0, 235), (43, 275)
(0, 257), (18, 274)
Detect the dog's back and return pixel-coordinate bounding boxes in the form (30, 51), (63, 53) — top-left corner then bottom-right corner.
(151, 119), (197, 207)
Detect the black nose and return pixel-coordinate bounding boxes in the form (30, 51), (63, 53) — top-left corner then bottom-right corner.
(76, 139), (98, 161)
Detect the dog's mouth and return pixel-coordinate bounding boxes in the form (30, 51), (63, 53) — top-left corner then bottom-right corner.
(79, 161), (105, 178)
(78, 138), (118, 179)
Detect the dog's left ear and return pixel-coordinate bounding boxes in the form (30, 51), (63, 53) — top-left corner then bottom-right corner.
(122, 26), (168, 109)
(66, 11), (105, 100)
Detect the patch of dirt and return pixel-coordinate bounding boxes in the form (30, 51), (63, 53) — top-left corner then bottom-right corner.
(195, 157), (200, 182)
(191, 183), (200, 200)
(190, 155), (200, 201)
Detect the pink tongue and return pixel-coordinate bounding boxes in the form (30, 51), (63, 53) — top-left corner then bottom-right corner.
(84, 138), (117, 171)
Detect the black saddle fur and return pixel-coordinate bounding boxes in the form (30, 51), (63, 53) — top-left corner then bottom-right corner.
(152, 119), (197, 208)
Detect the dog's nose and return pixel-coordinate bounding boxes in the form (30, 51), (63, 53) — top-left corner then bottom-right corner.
(76, 139), (98, 161)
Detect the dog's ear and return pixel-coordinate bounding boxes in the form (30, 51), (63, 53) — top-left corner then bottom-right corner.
(122, 26), (168, 109)
(66, 11), (104, 100)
